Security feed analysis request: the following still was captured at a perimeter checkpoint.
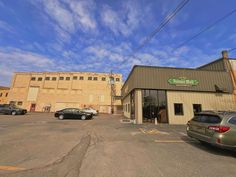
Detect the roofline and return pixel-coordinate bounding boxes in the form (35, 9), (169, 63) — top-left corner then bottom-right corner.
(197, 57), (236, 69)
(13, 71), (122, 76)
(0, 86), (10, 90)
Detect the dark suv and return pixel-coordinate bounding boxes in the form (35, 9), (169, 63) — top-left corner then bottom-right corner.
(0, 104), (27, 115)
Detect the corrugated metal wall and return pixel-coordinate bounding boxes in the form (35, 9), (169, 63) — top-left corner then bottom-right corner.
(122, 66), (233, 97)
(198, 59), (227, 71)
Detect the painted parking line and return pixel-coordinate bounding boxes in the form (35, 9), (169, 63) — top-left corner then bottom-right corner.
(139, 128), (170, 135)
(0, 166), (25, 171)
(154, 140), (195, 143)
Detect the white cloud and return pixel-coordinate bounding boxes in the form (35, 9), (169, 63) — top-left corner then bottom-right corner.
(66, 0), (96, 31)
(32, 0), (97, 43)
(0, 20), (15, 33)
(41, 0), (75, 33)
(101, 1), (142, 36)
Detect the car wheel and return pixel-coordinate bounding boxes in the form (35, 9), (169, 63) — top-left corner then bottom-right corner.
(81, 115), (86, 120)
(58, 115), (64, 120)
(11, 111), (16, 116)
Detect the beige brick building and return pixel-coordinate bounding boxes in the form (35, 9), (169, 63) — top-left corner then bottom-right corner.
(8, 72), (122, 113)
(0, 86), (10, 104)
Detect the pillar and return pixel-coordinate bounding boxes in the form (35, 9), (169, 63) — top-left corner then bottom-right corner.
(135, 89), (143, 124)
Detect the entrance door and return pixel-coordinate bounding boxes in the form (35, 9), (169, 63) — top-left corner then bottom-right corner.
(142, 90), (168, 123)
(30, 104), (36, 112)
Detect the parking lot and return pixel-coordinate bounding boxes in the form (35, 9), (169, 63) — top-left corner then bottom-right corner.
(0, 113), (235, 177)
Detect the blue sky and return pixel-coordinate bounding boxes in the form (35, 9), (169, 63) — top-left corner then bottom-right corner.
(0, 0), (236, 86)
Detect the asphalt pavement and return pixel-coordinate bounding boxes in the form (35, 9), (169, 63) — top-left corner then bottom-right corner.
(0, 113), (235, 177)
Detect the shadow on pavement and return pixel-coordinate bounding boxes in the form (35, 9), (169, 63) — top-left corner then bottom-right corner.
(181, 136), (236, 158)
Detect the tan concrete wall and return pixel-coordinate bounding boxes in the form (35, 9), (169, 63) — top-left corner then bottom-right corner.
(135, 90), (143, 124)
(0, 88), (9, 104)
(123, 95), (130, 118)
(167, 91), (236, 124)
(8, 72), (123, 113)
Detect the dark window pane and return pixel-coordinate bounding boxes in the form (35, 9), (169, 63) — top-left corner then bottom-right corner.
(17, 101), (23, 106)
(38, 77), (43, 81)
(52, 77), (57, 81)
(66, 77), (70, 81)
(88, 77), (92, 80)
(45, 77), (50, 81)
(116, 78), (120, 82)
(174, 103), (184, 115)
(31, 77), (36, 81)
(93, 77), (98, 81)
(195, 114), (222, 123)
(102, 77), (106, 81)
(79, 76), (84, 80)
(229, 117), (236, 125)
(73, 76), (78, 80)
(5, 93), (8, 97)
(0, 93), (2, 97)
(59, 77), (64, 80)
(193, 104), (202, 115)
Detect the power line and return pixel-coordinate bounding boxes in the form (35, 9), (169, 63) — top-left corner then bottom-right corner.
(228, 47), (236, 53)
(116, 0), (190, 69)
(174, 9), (236, 50)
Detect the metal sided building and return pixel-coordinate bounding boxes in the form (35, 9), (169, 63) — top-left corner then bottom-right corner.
(121, 51), (236, 124)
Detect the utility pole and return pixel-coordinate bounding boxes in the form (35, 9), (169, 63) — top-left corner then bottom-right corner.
(109, 70), (115, 114)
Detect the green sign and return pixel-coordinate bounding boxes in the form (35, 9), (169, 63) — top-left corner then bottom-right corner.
(168, 78), (199, 86)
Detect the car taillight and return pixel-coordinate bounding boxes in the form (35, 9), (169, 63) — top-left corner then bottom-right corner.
(208, 126), (230, 133)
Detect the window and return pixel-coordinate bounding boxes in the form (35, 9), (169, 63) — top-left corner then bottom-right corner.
(5, 93), (8, 97)
(192, 114), (221, 124)
(66, 77), (70, 81)
(17, 101), (23, 106)
(31, 77), (36, 81)
(174, 103), (184, 115)
(193, 104), (202, 115)
(88, 77), (92, 80)
(93, 77), (98, 81)
(38, 77), (43, 81)
(73, 76), (78, 80)
(229, 117), (236, 125)
(79, 76), (84, 80)
(59, 77), (64, 80)
(52, 77), (57, 81)
(0, 93), (2, 97)
(102, 77), (106, 81)
(116, 78), (120, 82)
(45, 77), (50, 81)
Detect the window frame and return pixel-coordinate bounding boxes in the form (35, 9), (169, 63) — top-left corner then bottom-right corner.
(193, 104), (202, 115)
(38, 77), (43, 81)
(79, 76), (84, 80)
(31, 77), (36, 81)
(73, 76), (78, 80)
(52, 77), (57, 81)
(174, 103), (184, 116)
(59, 77), (64, 80)
(65, 77), (70, 81)
(93, 77), (98, 81)
(45, 77), (50, 81)
(88, 77), (92, 80)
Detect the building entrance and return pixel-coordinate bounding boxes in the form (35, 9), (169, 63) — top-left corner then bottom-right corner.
(142, 90), (168, 123)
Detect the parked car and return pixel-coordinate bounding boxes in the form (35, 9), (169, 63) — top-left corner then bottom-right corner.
(82, 108), (98, 116)
(187, 111), (236, 149)
(0, 104), (27, 115)
(54, 108), (93, 120)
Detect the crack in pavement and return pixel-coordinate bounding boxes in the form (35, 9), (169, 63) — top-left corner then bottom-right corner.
(1, 135), (92, 177)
